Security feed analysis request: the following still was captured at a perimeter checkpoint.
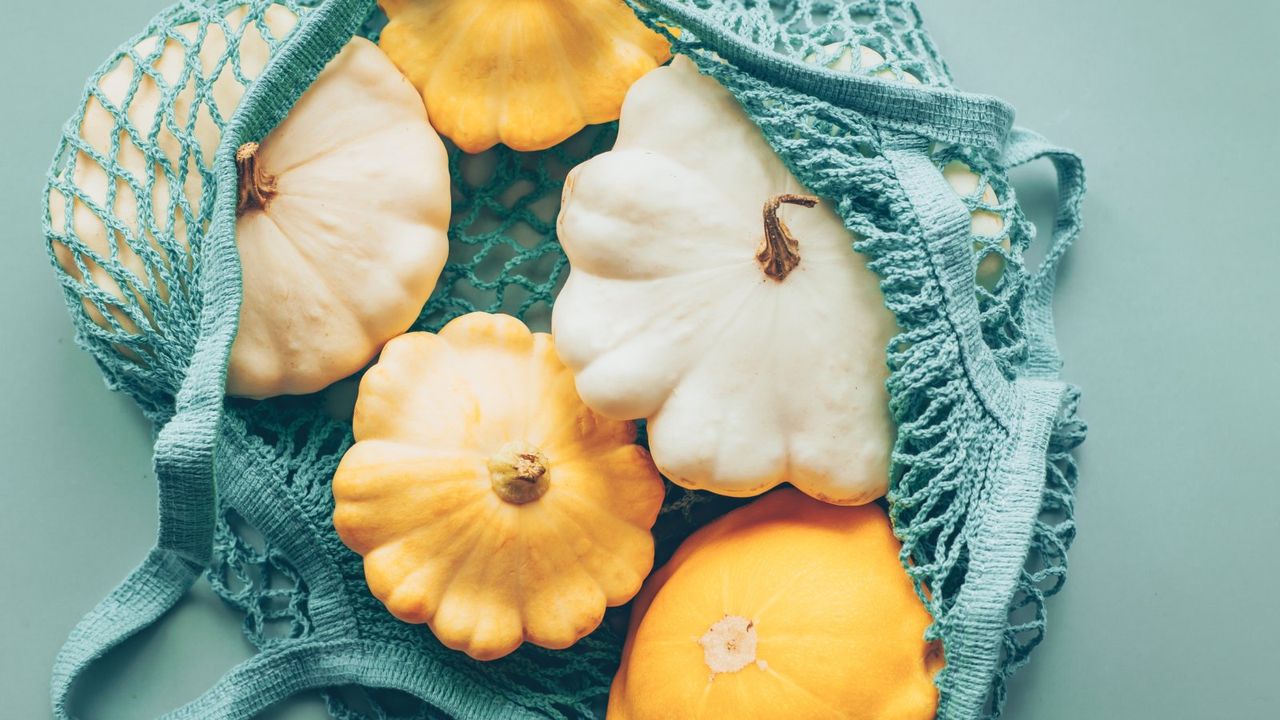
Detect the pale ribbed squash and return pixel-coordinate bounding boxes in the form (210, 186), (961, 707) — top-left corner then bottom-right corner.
(332, 312), (666, 660)
(50, 4), (451, 398)
(552, 57), (900, 506)
(609, 488), (942, 720)
(377, 0), (671, 152)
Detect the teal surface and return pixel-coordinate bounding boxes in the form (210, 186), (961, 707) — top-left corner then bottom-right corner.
(2, 2), (1277, 719)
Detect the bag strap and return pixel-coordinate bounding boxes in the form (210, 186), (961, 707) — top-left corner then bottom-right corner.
(637, 0), (1016, 150)
(1001, 127), (1087, 378)
(881, 132), (1021, 426)
(50, 1), (375, 717)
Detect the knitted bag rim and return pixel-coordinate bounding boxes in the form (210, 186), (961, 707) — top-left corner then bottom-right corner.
(43, 1), (1087, 717)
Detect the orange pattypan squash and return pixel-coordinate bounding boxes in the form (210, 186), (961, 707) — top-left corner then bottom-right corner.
(332, 312), (666, 660)
(377, 0), (671, 152)
(609, 488), (942, 720)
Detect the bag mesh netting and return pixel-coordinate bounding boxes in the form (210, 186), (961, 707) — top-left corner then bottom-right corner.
(42, 1), (1086, 717)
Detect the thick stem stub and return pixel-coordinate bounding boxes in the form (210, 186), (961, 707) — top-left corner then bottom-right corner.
(757, 193), (819, 282)
(488, 441), (550, 505)
(700, 614), (760, 675)
(236, 142), (278, 215)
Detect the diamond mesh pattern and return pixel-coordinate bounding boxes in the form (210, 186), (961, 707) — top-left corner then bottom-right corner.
(43, 2), (1082, 718)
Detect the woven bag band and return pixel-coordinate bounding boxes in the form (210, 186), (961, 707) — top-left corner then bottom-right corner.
(639, 0), (1017, 150)
(49, 2), (377, 717)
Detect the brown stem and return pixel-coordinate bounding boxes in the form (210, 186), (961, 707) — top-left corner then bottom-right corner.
(757, 193), (819, 282)
(236, 142), (277, 214)
(488, 442), (550, 505)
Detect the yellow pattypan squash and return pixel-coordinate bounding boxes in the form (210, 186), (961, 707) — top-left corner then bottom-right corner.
(609, 488), (941, 720)
(49, 4), (451, 398)
(332, 312), (667, 660)
(377, 0), (671, 152)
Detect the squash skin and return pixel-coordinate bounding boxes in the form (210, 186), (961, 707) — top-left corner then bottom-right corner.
(608, 488), (941, 720)
(49, 5), (300, 365)
(552, 57), (901, 505)
(50, 5), (451, 399)
(377, 0), (671, 152)
(226, 35), (450, 398)
(332, 312), (666, 660)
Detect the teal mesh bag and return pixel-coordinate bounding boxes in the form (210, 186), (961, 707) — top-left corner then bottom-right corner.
(42, 0), (1087, 717)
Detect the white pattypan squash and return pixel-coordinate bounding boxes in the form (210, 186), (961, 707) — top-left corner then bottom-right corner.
(50, 4), (450, 398)
(551, 57), (899, 505)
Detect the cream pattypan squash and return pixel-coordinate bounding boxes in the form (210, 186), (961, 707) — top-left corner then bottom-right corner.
(50, 4), (451, 398)
(552, 57), (900, 505)
(333, 313), (666, 660)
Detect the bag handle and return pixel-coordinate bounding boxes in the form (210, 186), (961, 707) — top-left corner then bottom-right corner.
(50, 1), (376, 717)
(635, 0), (1016, 150)
(1001, 127), (1087, 378)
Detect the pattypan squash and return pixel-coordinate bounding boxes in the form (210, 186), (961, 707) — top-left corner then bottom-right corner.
(50, 4), (451, 398)
(332, 312), (666, 660)
(609, 488), (941, 720)
(377, 0), (671, 152)
(552, 57), (900, 506)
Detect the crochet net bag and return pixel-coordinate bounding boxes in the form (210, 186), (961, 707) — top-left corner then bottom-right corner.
(42, 0), (1087, 718)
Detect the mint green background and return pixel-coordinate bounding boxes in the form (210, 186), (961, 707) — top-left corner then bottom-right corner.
(3, 1), (1278, 718)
